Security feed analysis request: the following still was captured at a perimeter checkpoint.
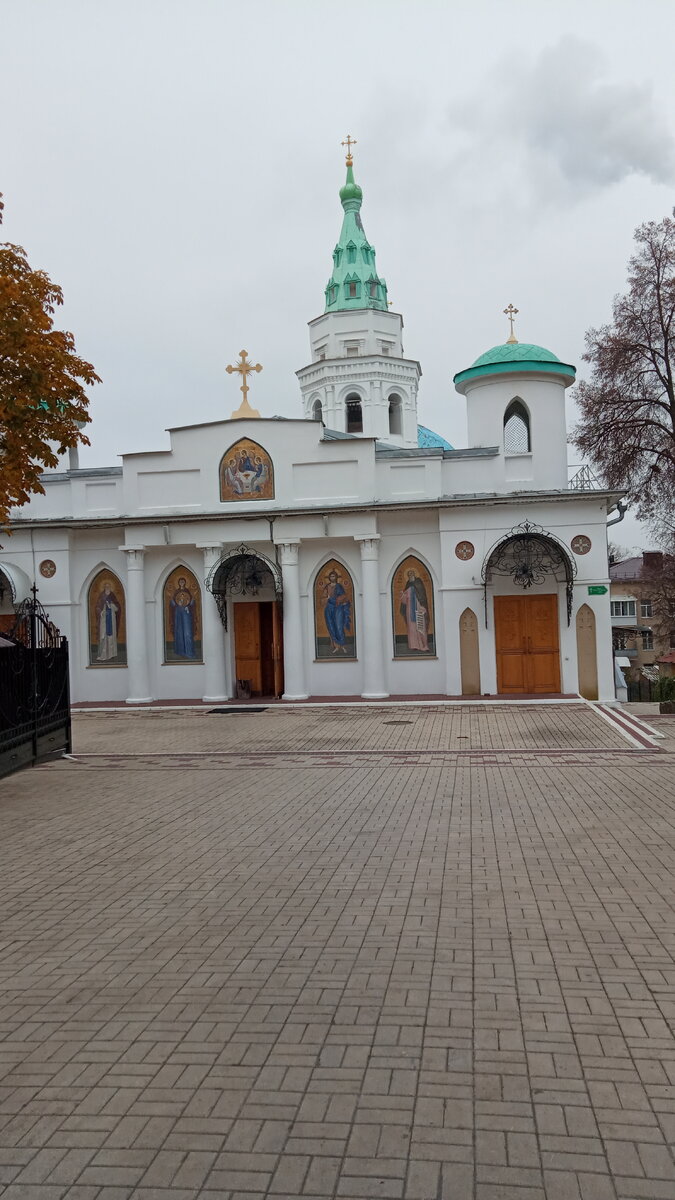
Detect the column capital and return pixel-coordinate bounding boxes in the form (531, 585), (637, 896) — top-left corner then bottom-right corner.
(356, 535), (380, 560)
(120, 545), (145, 567)
(197, 543), (223, 568)
(277, 540), (301, 566)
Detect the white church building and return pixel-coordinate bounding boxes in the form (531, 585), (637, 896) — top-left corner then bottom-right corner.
(2, 150), (621, 704)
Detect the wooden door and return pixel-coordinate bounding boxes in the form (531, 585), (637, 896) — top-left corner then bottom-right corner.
(526, 594), (560, 693)
(494, 596), (528, 693)
(234, 602), (262, 694)
(576, 604), (598, 700)
(272, 600), (284, 698)
(495, 594), (560, 694)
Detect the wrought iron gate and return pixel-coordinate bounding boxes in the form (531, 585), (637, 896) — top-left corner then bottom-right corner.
(0, 590), (71, 779)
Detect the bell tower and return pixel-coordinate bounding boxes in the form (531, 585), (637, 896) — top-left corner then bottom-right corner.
(297, 141), (421, 447)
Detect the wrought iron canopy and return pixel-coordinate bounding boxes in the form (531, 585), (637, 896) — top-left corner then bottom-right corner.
(481, 521), (576, 625)
(206, 544), (282, 628)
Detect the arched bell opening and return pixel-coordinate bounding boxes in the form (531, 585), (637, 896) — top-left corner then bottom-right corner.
(388, 394), (403, 437)
(345, 394), (363, 434)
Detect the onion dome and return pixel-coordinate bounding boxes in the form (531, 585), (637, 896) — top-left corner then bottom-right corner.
(324, 149), (388, 313)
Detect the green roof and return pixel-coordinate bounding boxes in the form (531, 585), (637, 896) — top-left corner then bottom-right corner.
(324, 157), (388, 313)
(454, 340), (576, 391)
(472, 342), (563, 367)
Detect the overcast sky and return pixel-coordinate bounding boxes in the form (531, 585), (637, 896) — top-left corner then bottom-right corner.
(3, 0), (674, 549)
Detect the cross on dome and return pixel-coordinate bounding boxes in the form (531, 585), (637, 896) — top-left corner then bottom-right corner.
(341, 134), (357, 165)
(504, 303), (519, 345)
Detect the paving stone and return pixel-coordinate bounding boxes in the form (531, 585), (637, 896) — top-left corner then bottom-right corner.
(0, 705), (674, 1199)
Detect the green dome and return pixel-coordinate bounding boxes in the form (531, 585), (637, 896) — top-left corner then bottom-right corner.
(339, 166), (363, 207)
(471, 342), (562, 368)
(453, 340), (576, 392)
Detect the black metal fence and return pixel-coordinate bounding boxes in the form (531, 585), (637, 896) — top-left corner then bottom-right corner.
(626, 678), (659, 703)
(0, 591), (71, 779)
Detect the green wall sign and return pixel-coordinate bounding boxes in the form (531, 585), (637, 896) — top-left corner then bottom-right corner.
(588, 585), (608, 595)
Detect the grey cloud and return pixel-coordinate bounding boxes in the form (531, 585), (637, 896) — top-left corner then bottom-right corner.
(448, 36), (675, 209)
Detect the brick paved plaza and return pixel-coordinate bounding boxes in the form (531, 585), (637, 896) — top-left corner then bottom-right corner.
(1, 703), (675, 1200)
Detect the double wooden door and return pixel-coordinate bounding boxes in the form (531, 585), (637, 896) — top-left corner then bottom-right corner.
(233, 601), (284, 697)
(494, 594), (561, 694)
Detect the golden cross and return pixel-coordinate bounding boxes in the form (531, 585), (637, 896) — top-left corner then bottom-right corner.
(504, 303), (519, 344)
(341, 133), (357, 164)
(226, 349), (263, 419)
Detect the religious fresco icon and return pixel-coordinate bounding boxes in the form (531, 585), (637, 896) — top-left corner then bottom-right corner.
(219, 439), (274, 502)
(392, 556), (436, 657)
(163, 566), (202, 663)
(88, 569), (127, 667)
(314, 559), (357, 660)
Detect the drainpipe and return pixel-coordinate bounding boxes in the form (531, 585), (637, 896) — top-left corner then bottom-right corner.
(607, 500), (628, 528)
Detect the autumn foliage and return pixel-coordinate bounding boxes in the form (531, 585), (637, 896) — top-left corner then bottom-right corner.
(0, 199), (99, 529)
(574, 216), (675, 531)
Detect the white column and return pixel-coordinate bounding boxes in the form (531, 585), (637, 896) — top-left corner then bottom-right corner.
(198, 543), (230, 703)
(278, 541), (309, 700)
(122, 546), (152, 704)
(356, 536), (389, 699)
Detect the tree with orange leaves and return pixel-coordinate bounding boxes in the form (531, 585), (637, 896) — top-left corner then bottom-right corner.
(0, 193), (99, 529)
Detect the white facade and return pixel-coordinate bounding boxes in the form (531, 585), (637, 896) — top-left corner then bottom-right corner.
(1, 168), (622, 704)
(2, 407), (620, 703)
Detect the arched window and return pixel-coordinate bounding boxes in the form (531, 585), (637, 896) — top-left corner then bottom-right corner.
(503, 399), (531, 454)
(88, 569), (127, 666)
(163, 566), (202, 664)
(0, 568), (14, 615)
(346, 394), (363, 434)
(312, 399), (323, 422)
(313, 558), (357, 660)
(388, 394), (402, 436)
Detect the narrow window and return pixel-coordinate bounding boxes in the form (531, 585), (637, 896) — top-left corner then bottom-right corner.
(388, 394), (402, 436)
(369, 281), (378, 298)
(641, 601), (653, 618)
(347, 243), (356, 264)
(312, 399), (323, 422)
(641, 630), (654, 650)
(346, 396), (363, 434)
(348, 282), (357, 297)
(503, 399), (530, 454)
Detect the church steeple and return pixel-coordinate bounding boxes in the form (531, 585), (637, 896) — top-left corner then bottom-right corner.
(324, 146), (388, 313)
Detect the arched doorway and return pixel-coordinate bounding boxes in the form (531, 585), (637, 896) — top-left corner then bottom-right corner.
(482, 522), (576, 695)
(207, 545), (284, 698)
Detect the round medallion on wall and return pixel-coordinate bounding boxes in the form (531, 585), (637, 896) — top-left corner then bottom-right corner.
(571, 535), (592, 556)
(39, 559), (56, 578)
(455, 540), (475, 561)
